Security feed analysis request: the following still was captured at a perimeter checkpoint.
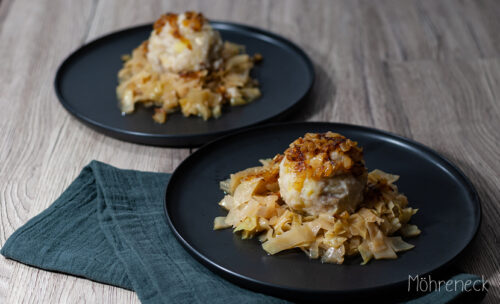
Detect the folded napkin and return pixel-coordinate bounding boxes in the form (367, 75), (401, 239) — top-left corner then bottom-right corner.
(1, 161), (487, 303)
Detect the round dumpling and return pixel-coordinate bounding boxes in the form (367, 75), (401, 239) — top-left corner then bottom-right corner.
(147, 12), (223, 73)
(278, 132), (367, 215)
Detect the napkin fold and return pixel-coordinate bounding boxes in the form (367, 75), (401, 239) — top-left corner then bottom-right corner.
(1, 161), (487, 303)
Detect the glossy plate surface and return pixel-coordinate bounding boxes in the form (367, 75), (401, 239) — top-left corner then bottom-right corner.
(55, 23), (314, 147)
(165, 122), (481, 301)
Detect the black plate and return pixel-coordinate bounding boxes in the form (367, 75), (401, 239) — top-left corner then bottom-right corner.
(54, 22), (314, 147)
(164, 122), (481, 301)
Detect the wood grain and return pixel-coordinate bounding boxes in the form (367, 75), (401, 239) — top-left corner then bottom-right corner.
(1, 0), (499, 303)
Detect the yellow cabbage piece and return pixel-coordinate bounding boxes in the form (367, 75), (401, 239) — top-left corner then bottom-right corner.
(213, 216), (231, 230)
(262, 225), (315, 255)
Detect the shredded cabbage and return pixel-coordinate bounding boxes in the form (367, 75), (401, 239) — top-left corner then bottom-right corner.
(213, 161), (420, 265)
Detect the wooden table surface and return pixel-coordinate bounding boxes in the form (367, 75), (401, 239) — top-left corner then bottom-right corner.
(1, 0), (499, 302)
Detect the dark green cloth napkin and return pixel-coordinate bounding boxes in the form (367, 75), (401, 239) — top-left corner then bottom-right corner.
(1, 161), (487, 303)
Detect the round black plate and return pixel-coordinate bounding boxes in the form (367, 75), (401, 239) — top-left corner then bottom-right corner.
(164, 122), (481, 301)
(54, 22), (314, 147)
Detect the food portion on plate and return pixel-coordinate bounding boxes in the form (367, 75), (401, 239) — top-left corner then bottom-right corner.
(117, 11), (262, 123)
(214, 132), (421, 264)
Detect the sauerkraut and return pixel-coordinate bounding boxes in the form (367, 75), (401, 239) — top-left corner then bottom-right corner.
(213, 133), (420, 264)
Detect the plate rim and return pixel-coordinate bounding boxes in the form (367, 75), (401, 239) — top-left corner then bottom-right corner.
(163, 121), (482, 297)
(53, 22), (315, 147)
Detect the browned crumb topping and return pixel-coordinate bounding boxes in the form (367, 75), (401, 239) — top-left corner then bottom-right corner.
(153, 13), (175, 34)
(153, 12), (206, 50)
(182, 11), (205, 31)
(284, 132), (366, 179)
